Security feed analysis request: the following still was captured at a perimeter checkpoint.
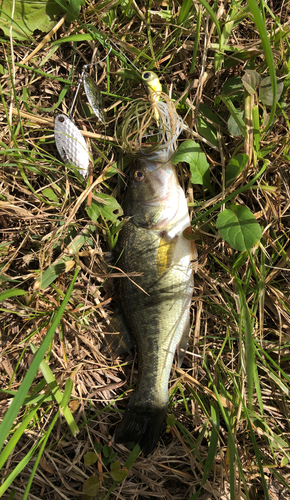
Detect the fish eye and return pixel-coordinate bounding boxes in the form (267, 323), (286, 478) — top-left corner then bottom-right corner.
(134, 170), (145, 181)
(142, 72), (151, 80)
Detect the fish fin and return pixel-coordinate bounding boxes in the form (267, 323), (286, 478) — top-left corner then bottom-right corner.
(114, 398), (167, 456)
(183, 226), (198, 272)
(177, 319), (190, 367)
(157, 235), (177, 276)
(191, 240), (198, 272)
(105, 308), (134, 357)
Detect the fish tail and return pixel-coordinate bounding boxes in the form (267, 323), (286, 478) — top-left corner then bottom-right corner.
(114, 398), (167, 456)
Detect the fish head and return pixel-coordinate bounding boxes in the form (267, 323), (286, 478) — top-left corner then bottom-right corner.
(125, 156), (181, 229)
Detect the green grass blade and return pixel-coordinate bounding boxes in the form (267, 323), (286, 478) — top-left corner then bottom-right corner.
(237, 280), (255, 408)
(221, 95), (247, 138)
(35, 226), (94, 290)
(245, 412), (270, 499)
(22, 411), (60, 500)
(177, 0), (193, 25)
(29, 344), (79, 436)
(0, 402), (43, 470)
(0, 269), (79, 453)
(197, 0), (221, 41)
(0, 442), (39, 496)
(0, 289), (26, 301)
(205, 367), (250, 500)
(246, 0), (277, 129)
(189, 8), (201, 74)
(188, 404), (219, 500)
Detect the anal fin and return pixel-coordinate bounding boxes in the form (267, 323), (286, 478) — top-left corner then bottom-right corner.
(177, 318), (191, 367)
(105, 307), (134, 358)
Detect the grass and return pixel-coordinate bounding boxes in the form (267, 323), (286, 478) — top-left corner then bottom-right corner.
(1, 0), (290, 499)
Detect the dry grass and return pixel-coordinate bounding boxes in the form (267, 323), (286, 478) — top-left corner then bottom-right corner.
(1, 1), (290, 499)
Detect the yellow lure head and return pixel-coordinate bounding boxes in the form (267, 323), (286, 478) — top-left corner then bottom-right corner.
(142, 71), (162, 101)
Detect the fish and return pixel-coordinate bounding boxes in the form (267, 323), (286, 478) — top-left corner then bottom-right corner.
(109, 150), (197, 456)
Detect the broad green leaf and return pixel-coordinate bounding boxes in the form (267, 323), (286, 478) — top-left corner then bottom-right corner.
(172, 140), (211, 191)
(221, 76), (243, 101)
(0, 0), (63, 40)
(84, 452), (98, 467)
(225, 153), (248, 186)
(150, 9), (172, 21)
(197, 116), (218, 148)
(227, 107), (245, 137)
(86, 194), (123, 223)
(110, 462), (128, 482)
(166, 413), (177, 429)
(103, 444), (113, 458)
(259, 76), (283, 106)
(53, 0), (85, 23)
(199, 103), (221, 126)
(242, 70), (261, 95)
(42, 188), (59, 203)
(216, 205), (262, 251)
(119, 0), (135, 19)
(82, 477), (100, 496)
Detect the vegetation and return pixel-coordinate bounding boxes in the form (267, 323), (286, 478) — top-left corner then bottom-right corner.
(0, 0), (290, 498)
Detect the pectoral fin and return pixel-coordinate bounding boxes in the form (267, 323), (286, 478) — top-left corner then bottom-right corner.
(157, 235), (177, 277)
(105, 308), (134, 357)
(191, 240), (198, 272)
(183, 226), (198, 272)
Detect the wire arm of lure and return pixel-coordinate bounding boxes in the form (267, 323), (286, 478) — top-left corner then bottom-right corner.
(69, 46), (112, 119)
(104, 39), (141, 75)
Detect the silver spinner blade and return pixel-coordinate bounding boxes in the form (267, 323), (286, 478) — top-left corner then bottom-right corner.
(83, 72), (106, 124)
(54, 114), (89, 179)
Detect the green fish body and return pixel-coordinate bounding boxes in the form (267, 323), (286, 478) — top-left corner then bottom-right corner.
(112, 153), (195, 455)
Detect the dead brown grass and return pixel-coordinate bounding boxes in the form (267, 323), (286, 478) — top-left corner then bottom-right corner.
(1, 1), (290, 499)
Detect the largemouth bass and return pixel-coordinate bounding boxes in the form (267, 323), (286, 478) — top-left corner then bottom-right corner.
(110, 151), (196, 456)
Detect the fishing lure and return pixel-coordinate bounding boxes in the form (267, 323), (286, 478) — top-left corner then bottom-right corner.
(69, 49), (111, 122)
(54, 114), (89, 179)
(69, 64), (107, 124)
(54, 50), (111, 177)
(142, 71), (162, 102)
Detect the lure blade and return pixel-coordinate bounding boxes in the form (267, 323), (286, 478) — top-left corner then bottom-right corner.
(83, 72), (105, 124)
(54, 114), (89, 179)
